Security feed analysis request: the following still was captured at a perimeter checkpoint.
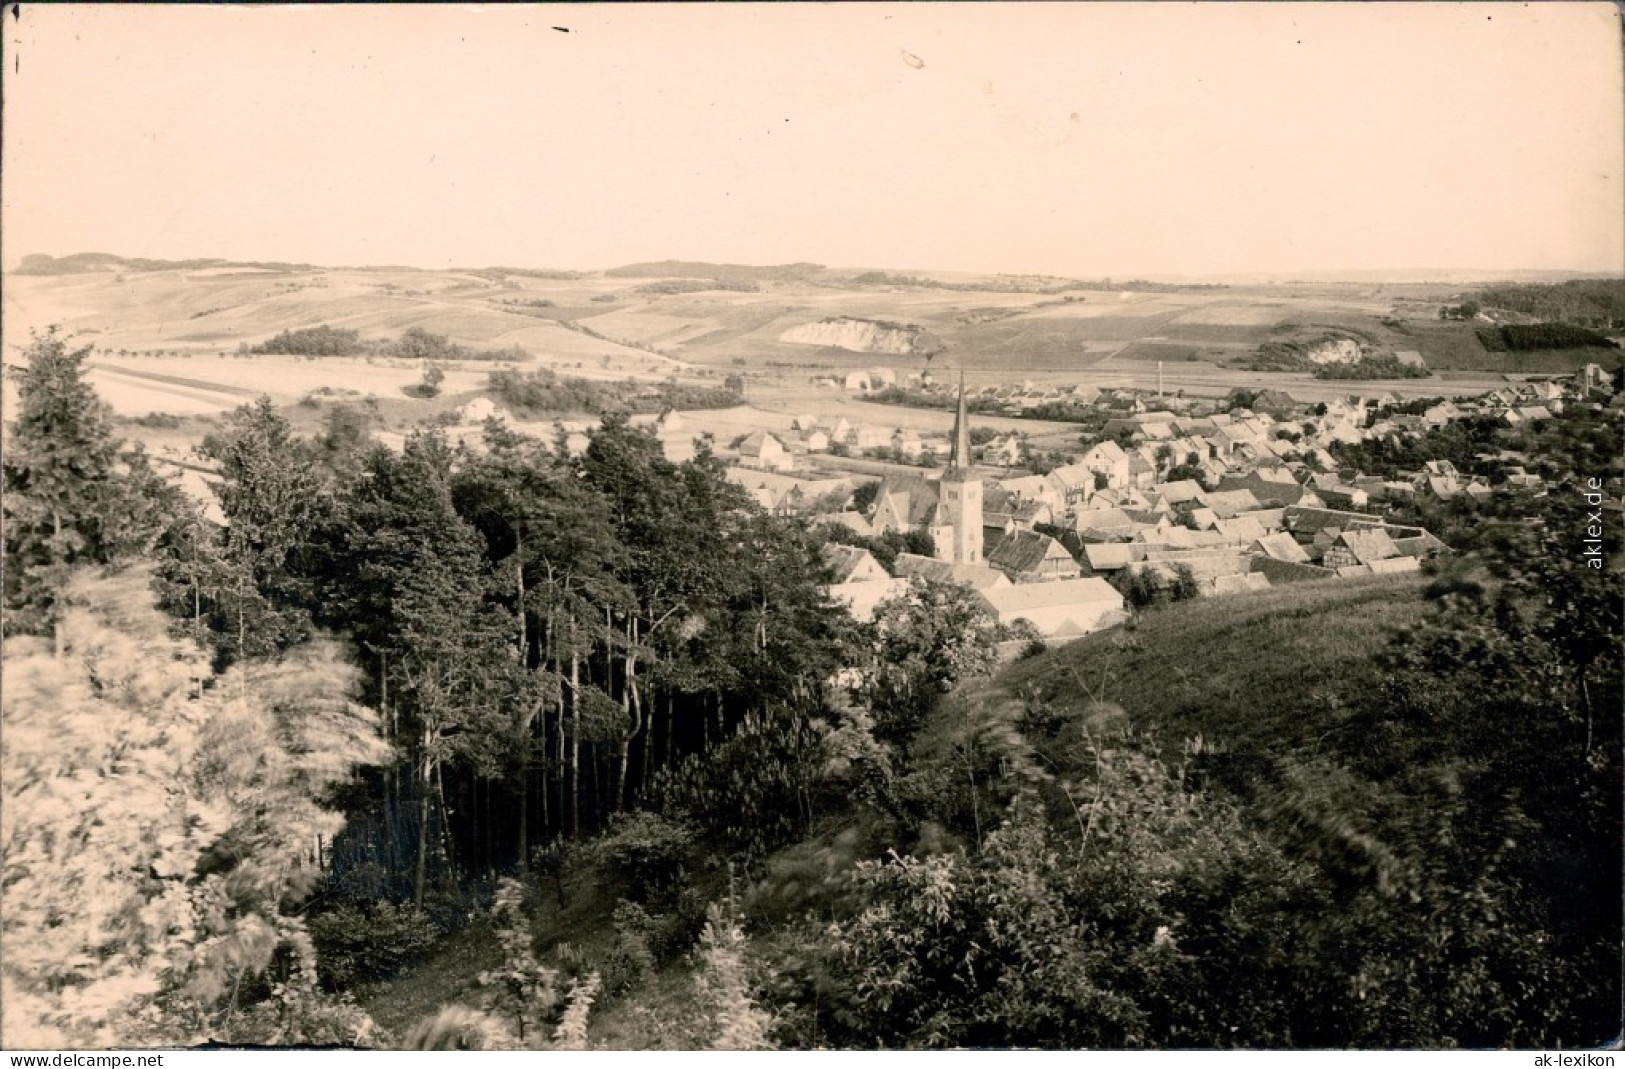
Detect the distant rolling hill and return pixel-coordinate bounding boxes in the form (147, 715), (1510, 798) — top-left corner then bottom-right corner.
(8, 253), (1618, 384)
(604, 260), (826, 283)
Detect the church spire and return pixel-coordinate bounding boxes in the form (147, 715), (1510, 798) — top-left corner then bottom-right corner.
(947, 370), (971, 471)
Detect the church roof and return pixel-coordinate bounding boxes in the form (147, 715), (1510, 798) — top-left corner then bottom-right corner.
(873, 473), (942, 528)
(946, 371), (973, 472)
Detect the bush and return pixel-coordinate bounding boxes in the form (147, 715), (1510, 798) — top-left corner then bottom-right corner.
(307, 899), (444, 991)
(588, 811), (694, 906)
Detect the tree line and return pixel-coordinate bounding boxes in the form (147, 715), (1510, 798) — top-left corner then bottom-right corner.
(486, 367), (743, 417)
(249, 324), (530, 362)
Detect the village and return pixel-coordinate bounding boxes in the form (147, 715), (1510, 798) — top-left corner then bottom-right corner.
(403, 359), (1619, 644)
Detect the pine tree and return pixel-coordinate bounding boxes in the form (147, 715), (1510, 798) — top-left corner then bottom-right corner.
(322, 433), (511, 903)
(199, 397), (327, 662)
(3, 329), (148, 644)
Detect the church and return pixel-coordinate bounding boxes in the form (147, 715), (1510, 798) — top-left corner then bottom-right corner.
(868, 375), (984, 565)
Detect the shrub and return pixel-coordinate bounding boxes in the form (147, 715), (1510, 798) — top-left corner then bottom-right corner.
(600, 900), (657, 996)
(588, 811), (694, 906)
(694, 903), (775, 1051)
(307, 899), (443, 992)
(477, 877), (560, 1045)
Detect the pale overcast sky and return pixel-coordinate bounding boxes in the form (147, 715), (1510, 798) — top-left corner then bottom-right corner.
(3, 3), (1621, 278)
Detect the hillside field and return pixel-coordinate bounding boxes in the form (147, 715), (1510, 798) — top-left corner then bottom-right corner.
(977, 574), (1432, 790)
(5, 260), (1602, 441)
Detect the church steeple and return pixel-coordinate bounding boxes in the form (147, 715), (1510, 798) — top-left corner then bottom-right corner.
(947, 371), (971, 471)
(937, 370), (983, 564)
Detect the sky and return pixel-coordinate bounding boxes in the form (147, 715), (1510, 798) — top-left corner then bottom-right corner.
(3, 3), (1622, 279)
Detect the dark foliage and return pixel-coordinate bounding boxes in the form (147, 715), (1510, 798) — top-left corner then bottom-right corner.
(1465, 279), (1625, 329)
(307, 899), (444, 991)
(487, 367), (742, 416)
(1477, 323), (1620, 352)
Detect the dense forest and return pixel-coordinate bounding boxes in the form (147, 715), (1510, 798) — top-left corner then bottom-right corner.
(1466, 278), (1625, 329)
(4, 327), (1620, 1049)
(1476, 323), (1621, 352)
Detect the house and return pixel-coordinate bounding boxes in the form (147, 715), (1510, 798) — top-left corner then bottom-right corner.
(844, 370), (873, 392)
(1281, 506), (1389, 542)
(821, 544), (889, 585)
(817, 510), (875, 537)
(1317, 484), (1369, 510)
(1423, 475), (1460, 501)
(1129, 551), (1252, 593)
(986, 529), (1082, 582)
(1214, 474), (1317, 509)
(1083, 542), (1141, 574)
(1251, 555), (1337, 585)
(1245, 389), (1300, 418)
(1321, 527), (1402, 569)
(1211, 572), (1273, 595)
(814, 416), (853, 443)
(1048, 462), (1101, 503)
(1251, 532), (1312, 563)
(1074, 507), (1139, 540)
(1075, 440), (1132, 490)
(997, 473), (1066, 513)
(1212, 516), (1269, 545)
(981, 434), (1024, 467)
(979, 577), (1126, 639)
(891, 429), (926, 459)
(735, 469), (851, 503)
(1422, 402), (1459, 427)
(1127, 455), (1157, 488)
(1151, 479), (1203, 507)
(736, 430), (795, 472)
(826, 578), (911, 622)
(852, 426), (895, 451)
(1195, 488), (1263, 519)
(982, 486), (1052, 533)
(800, 428), (831, 453)
(1388, 528), (1450, 560)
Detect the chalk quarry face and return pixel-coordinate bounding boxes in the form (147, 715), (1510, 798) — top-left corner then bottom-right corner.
(779, 317), (923, 355)
(1306, 337), (1365, 365)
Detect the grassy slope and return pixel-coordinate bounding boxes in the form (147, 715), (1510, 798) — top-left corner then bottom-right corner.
(969, 575), (1431, 790)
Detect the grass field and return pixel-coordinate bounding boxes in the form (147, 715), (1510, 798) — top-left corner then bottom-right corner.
(979, 574), (1431, 791)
